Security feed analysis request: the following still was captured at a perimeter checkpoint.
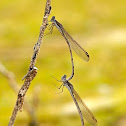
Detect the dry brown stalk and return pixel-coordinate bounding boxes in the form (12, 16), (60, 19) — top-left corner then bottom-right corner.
(0, 62), (38, 125)
(8, 0), (51, 125)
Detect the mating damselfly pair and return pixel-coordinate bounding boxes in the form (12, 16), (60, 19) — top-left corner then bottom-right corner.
(47, 16), (97, 126)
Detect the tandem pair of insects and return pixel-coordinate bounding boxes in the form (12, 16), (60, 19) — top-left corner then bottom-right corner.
(47, 16), (97, 126)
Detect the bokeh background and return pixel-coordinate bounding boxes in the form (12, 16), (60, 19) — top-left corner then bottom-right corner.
(0, 0), (126, 126)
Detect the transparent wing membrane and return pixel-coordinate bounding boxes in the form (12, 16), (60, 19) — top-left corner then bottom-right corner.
(63, 30), (90, 62)
(73, 89), (97, 126)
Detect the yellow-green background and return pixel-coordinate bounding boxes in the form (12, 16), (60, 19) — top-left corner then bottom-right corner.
(0, 0), (126, 126)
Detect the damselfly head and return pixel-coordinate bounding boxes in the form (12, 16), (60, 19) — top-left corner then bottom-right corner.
(61, 75), (67, 81)
(50, 16), (55, 22)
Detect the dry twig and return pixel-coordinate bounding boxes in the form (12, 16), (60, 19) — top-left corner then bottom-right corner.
(0, 62), (38, 126)
(8, 0), (51, 125)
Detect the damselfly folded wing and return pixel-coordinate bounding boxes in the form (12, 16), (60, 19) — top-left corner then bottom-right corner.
(63, 29), (90, 62)
(73, 89), (97, 126)
(68, 87), (84, 126)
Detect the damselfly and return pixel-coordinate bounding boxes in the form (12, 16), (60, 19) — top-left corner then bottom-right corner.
(49, 16), (90, 80)
(53, 75), (97, 126)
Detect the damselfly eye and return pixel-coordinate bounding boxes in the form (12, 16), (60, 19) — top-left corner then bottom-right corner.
(50, 16), (55, 22)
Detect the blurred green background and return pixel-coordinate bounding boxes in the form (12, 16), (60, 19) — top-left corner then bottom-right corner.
(0, 0), (126, 126)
